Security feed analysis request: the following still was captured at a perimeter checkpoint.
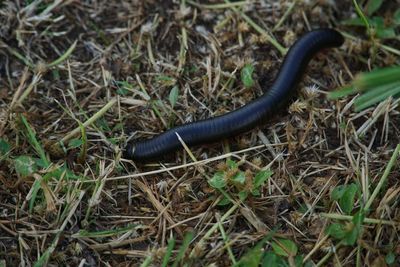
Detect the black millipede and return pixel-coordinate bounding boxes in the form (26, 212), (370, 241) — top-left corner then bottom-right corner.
(124, 28), (344, 161)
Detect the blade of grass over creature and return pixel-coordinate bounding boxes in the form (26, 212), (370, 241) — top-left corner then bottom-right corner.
(329, 66), (400, 111)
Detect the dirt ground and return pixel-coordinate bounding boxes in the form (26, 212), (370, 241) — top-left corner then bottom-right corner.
(0, 0), (400, 266)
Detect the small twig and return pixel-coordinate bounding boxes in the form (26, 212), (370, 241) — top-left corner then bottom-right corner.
(320, 212), (400, 226)
(60, 98), (117, 143)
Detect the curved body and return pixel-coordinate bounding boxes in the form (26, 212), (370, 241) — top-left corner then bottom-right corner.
(125, 29), (344, 161)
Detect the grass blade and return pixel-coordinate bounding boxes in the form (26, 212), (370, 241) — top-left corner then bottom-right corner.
(162, 237), (176, 267)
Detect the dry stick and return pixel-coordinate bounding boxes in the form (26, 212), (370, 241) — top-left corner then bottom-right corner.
(224, 0), (287, 55)
(60, 98), (117, 143)
(135, 180), (183, 238)
(189, 203), (239, 258)
(303, 235), (329, 263)
(108, 144), (284, 181)
(272, 0), (298, 31)
(320, 212), (400, 227)
(14, 73), (43, 108)
(186, 0), (247, 9)
(9, 67), (30, 110)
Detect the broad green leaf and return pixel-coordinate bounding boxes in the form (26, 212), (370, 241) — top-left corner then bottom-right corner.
(366, 0), (383, 15)
(241, 64), (255, 88)
(233, 171), (246, 184)
(375, 27), (396, 39)
(238, 191), (248, 201)
(331, 185), (346, 201)
(344, 210), (364, 245)
(254, 170), (273, 188)
(217, 196), (232, 206)
(326, 223), (346, 240)
(271, 239), (298, 257)
(116, 87), (130, 96)
(261, 252), (280, 267)
(68, 138), (83, 149)
(385, 252), (396, 265)
(252, 188), (260, 196)
(237, 246), (263, 267)
(168, 86), (179, 108)
(227, 159), (238, 169)
(294, 255), (305, 267)
(394, 9), (400, 25)
(340, 183), (358, 214)
(369, 16), (384, 28)
(0, 139), (11, 156)
(96, 117), (111, 132)
(14, 155), (38, 177)
(208, 172), (226, 189)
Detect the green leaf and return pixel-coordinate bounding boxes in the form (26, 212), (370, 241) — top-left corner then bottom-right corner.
(294, 255), (305, 267)
(208, 172), (226, 189)
(328, 86), (357, 100)
(331, 185), (346, 201)
(344, 210), (364, 246)
(326, 223), (347, 240)
(233, 171), (246, 184)
(369, 16), (384, 27)
(252, 188), (260, 196)
(241, 64), (255, 88)
(217, 196), (232, 206)
(156, 75), (176, 86)
(271, 239), (298, 257)
(96, 117), (111, 132)
(261, 252), (280, 267)
(354, 82), (400, 111)
(227, 159), (237, 169)
(342, 17), (365, 26)
(116, 87), (130, 96)
(238, 191), (248, 201)
(354, 66), (400, 91)
(20, 115), (49, 166)
(172, 232), (193, 267)
(161, 237), (175, 267)
(168, 86), (179, 108)
(375, 27), (396, 39)
(339, 183), (358, 214)
(253, 170), (272, 189)
(394, 9), (400, 25)
(14, 155), (38, 177)
(385, 251), (396, 265)
(237, 246), (263, 267)
(366, 0), (383, 15)
(68, 138), (83, 149)
(0, 139), (11, 156)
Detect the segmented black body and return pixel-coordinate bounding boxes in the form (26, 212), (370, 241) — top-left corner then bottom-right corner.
(125, 29), (344, 161)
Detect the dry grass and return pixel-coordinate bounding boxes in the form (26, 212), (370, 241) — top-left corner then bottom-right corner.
(0, 0), (400, 266)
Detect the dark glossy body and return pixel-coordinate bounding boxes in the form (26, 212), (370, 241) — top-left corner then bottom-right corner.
(125, 29), (344, 161)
